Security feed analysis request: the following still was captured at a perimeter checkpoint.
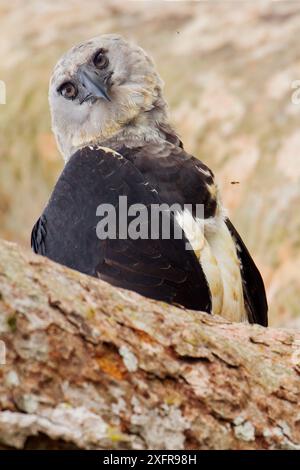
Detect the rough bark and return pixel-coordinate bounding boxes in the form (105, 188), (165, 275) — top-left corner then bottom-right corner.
(0, 239), (299, 450)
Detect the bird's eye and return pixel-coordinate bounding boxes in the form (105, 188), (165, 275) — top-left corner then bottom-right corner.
(58, 82), (78, 100)
(93, 50), (109, 69)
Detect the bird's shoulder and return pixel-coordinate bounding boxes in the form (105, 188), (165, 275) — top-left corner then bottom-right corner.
(117, 140), (218, 218)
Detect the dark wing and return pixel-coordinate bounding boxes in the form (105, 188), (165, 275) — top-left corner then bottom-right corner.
(226, 218), (268, 326)
(119, 142), (268, 326)
(119, 142), (217, 218)
(32, 146), (211, 312)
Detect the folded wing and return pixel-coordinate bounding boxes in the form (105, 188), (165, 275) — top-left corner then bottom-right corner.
(31, 146), (211, 312)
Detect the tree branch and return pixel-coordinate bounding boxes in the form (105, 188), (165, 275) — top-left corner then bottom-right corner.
(0, 240), (299, 450)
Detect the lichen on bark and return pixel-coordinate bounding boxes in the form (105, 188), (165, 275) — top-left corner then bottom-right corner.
(0, 240), (299, 450)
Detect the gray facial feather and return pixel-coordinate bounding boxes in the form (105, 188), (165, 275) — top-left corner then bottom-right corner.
(49, 34), (171, 161)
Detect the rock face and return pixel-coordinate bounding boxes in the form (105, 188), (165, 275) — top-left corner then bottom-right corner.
(0, 239), (299, 450)
(1, 1), (300, 326)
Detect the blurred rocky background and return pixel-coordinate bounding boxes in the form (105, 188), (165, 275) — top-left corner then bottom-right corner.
(0, 0), (299, 327)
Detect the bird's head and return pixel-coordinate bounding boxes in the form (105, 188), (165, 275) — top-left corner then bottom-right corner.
(49, 34), (167, 161)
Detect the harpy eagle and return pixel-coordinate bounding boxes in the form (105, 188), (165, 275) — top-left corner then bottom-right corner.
(31, 35), (268, 326)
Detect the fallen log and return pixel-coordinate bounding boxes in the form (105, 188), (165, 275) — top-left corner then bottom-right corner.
(0, 240), (299, 450)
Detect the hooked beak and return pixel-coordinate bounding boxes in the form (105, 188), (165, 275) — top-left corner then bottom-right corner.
(77, 65), (112, 103)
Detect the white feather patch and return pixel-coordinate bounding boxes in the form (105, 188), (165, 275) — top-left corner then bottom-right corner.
(175, 208), (247, 322)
